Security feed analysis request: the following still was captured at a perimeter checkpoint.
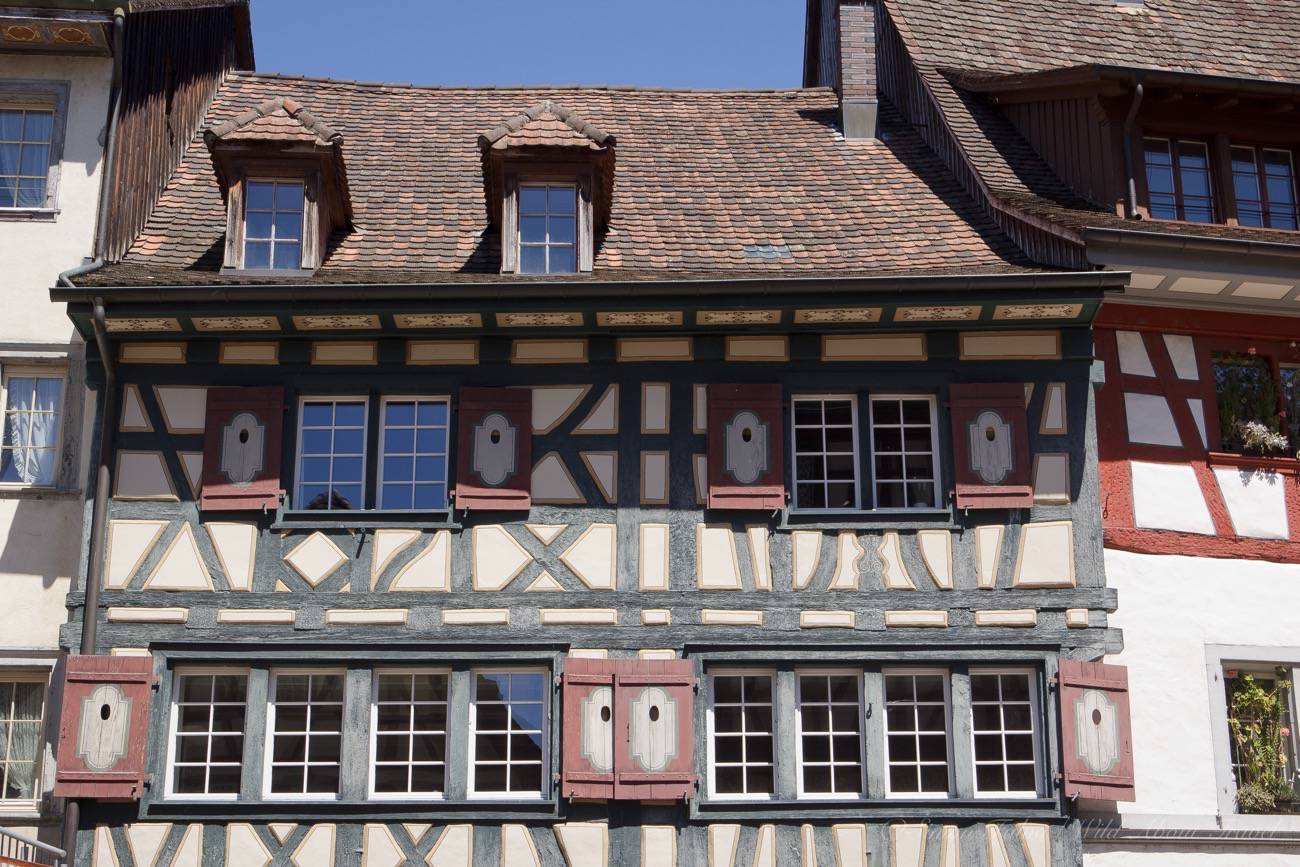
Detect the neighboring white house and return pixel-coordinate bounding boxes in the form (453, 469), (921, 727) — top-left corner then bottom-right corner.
(0, 4), (114, 848)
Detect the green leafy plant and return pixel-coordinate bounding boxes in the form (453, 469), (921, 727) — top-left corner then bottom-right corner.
(1215, 354), (1284, 455)
(1226, 669), (1296, 814)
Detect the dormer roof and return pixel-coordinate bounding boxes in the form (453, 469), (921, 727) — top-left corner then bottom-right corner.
(206, 96), (342, 146)
(478, 100), (616, 151)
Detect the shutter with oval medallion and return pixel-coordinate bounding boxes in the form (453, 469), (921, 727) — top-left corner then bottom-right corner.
(613, 659), (696, 800)
(453, 387), (531, 511)
(560, 658), (616, 799)
(53, 656), (155, 800)
(948, 383), (1033, 509)
(199, 385), (284, 511)
(706, 384), (785, 510)
(1058, 658), (1136, 801)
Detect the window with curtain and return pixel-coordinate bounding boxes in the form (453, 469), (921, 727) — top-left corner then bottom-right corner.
(0, 108), (53, 209)
(0, 374), (63, 486)
(0, 678), (45, 802)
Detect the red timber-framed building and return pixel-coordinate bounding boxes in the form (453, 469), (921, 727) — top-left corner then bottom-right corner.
(827, 0), (1300, 860)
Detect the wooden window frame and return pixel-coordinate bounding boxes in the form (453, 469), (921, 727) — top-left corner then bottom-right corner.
(881, 667), (954, 800)
(262, 668), (347, 801)
(0, 80), (70, 217)
(375, 395), (452, 512)
(0, 671), (47, 808)
(163, 667), (249, 802)
(705, 668), (778, 802)
(968, 667), (1043, 799)
(367, 667), (451, 801)
(221, 163), (324, 273)
(466, 667), (550, 801)
(1142, 136), (1218, 224)
(793, 668), (867, 801)
(867, 393), (942, 511)
(790, 394), (862, 513)
(0, 365), (67, 490)
(294, 395), (370, 511)
(1230, 144), (1300, 230)
(240, 177), (307, 271)
(500, 167), (594, 275)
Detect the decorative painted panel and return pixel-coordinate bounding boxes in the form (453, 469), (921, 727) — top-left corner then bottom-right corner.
(1058, 659), (1135, 801)
(200, 386), (285, 511)
(454, 388), (531, 510)
(706, 384), (785, 510)
(949, 384), (1033, 509)
(54, 656), (154, 800)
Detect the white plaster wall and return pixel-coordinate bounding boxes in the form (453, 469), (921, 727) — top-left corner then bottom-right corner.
(1084, 548), (1300, 867)
(0, 53), (111, 346)
(0, 495), (78, 648)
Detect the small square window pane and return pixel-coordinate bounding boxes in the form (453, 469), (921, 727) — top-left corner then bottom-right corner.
(275, 182), (304, 210)
(549, 215), (576, 244)
(246, 182), (275, 210)
(22, 112), (52, 143)
(510, 703), (544, 732)
(901, 400), (931, 424)
(976, 764), (1004, 792)
(511, 762), (542, 793)
(873, 427), (902, 452)
(824, 401), (854, 426)
(919, 764), (949, 793)
(417, 402), (448, 427)
(795, 428), (823, 453)
(1006, 763), (1037, 793)
(0, 181), (15, 208)
(800, 677), (829, 703)
(476, 674), (508, 701)
(212, 675), (246, 702)
(549, 245), (577, 274)
(19, 144), (47, 176)
(520, 215), (547, 244)
(833, 765), (862, 793)
(413, 484), (445, 509)
(410, 763), (444, 792)
(207, 765), (241, 794)
(824, 426), (854, 452)
(548, 186), (576, 214)
(475, 763), (508, 791)
(0, 111), (23, 140)
(270, 765), (302, 793)
(826, 483), (856, 508)
(272, 242), (301, 270)
(519, 186), (547, 215)
(416, 427), (447, 454)
(383, 456), (413, 483)
(305, 764), (339, 793)
(385, 427), (415, 455)
(333, 429), (364, 454)
(415, 456), (445, 483)
(385, 402), (416, 427)
(208, 735), (243, 763)
(245, 210), (273, 240)
(520, 245), (547, 274)
(381, 484), (413, 510)
(301, 403), (332, 427)
(16, 179), (44, 207)
(310, 705), (343, 732)
(334, 402), (365, 427)
(803, 765), (832, 793)
(802, 734), (831, 763)
(374, 763), (408, 792)
(274, 212), (302, 241)
(511, 674), (545, 702)
(333, 456), (365, 484)
(794, 401), (822, 425)
(907, 482), (936, 507)
(887, 734), (916, 761)
(311, 675), (344, 702)
(243, 241), (271, 269)
(413, 674), (448, 702)
(746, 765), (774, 794)
(174, 765), (207, 794)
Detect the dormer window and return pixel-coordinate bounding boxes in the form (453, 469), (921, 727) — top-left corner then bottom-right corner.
(519, 183), (577, 274)
(243, 180), (306, 270)
(1144, 137), (1215, 223)
(1231, 146), (1299, 230)
(204, 96), (352, 275)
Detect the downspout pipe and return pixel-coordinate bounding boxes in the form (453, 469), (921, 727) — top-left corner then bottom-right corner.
(1121, 76), (1145, 219)
(59, 8), (124, 865)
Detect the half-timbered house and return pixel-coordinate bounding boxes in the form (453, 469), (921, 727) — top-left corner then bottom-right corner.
(45, 7), (1138, 866)
(850, 0), (1300, 862)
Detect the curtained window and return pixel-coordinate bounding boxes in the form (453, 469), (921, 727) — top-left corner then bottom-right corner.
(0, 374), (63, 487)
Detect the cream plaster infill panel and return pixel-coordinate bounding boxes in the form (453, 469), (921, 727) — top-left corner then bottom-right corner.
(580, 451), (618, 504)
(219, 342), (280, 365)
(799, 610), (855, 629)
(832, 825), (869, 867)
(311, 341), (377, 365)
(616, 337), (693, 362)
(641, 382), (670, 434)
(205, 522), (257, 592)
(500, 825), (542, 867)
(531, 385), (590, 434)
(707, 824), (740, 867)
(540, 608), (619, 625)
(916, 529), (954, 590)
(104, 519), (168, 590)
(1031, 454), (1071, 505)
(119, 384), (149, 432)
(143, 523), (213, 592)
(106, 607), (188, 624)
(1213, 465), (1289, 540)
(125, 823), (170, 867)
(471, 525), (533, 591)
(369, 528), (422, 590)
(877, 531), (917, 591)
(1016, 823), (1051, 867)
(746, 525), (772, 591)
(441, 609), (509, 625)
(724, 335), (789, 361)
(559, 523), (617, 591)
(641, 826), (677, 867)
(700, 609), (763, 626)
(1013, 521), (1076, 588)
(217, 609), (296, 625)
(1161, 333), (1199, 380)
(283, 532), (349, 588)
(179, 452), (204, 497)
(406, 340), (478, 365)
(426, 823), (474, 866)
(119, 343), (186, 364)
(959, 331), (1060, 361)
(523, 570), (564, 592)
(511, 339), (588, 364)
(1039, 382), (1067, 435)
(823, 333), (926, 361)
(526, 524), (568, 546)
(1187, 398), (1208, 448)
(828, 530), (864, 591)
(639, 523), (671, 591)
(292, 825), (336, 867)
(986, 825), (1014, 867)
(553, 823), (609, 867)
(574, 385), (619, 435)
(975, 609), (1038, 627)
(641, 609), (671, 625)
(640, 451), (670, 504)
(531, 452), (586, 504)
(696, 524), (743, 590)
(1115, 331), (1155, 377)
(791, 530), (822, 591)
(113, 451), (177, 500)
(325, 609), (408, 626)
(884, 610), (949, 628)
(890, 824), (927, 867)
(225, 824), (271, 867)
(390, 531), (452, 592)
(362, 825), (404, 867)
(1130, 461), (1215, 534)
(1124, 392), (1181, 446)
(975, 525), (1004, 590)
(153, 385), (207, 434)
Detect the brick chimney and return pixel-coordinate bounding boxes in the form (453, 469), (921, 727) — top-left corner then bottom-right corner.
(803, 0), (880, 139)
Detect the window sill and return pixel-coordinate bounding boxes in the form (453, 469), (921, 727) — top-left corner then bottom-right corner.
(693, 796), (1059, 821)
(0, 208), (57, 222)
(1206, 451), (1300, 475)
(0, 484), (79, 501)
(779, 507), (954, 530)
(219, 267), (319, 278)
(143, 798), (558, 821)
(271, 509), (458, 530)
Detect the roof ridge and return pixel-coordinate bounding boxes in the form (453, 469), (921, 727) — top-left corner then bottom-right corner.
(206, 94), (343, 145)
(227, 70), (831, 96)
(479, 99), (616, 149)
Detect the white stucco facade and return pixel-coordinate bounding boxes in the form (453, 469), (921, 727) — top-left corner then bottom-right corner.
(1083, 548), (1300, 866)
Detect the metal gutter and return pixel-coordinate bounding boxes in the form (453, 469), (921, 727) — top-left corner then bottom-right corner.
(1083, 226), (1300, 262)
(52, 270), (1130, 304)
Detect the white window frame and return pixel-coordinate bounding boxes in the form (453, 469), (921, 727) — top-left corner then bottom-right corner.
(516, 182), (578, 275)
(262, 668), (346, 801)
(790, 394), (862, 513)
(368, 667), (451, 801)
(794, 668), (866, 800)
(163, 667), (250, 802)
(0, 366), (67, 490)
(294, 395), (369, 511)
(705, 668), (778, 802)
(0, 80), (70, 216)
(466, 667), (550, 801)
(241, 177), (307, 271)
(375, 395), (452, 512)
(882, 666), (954, 800)
(968, 667), (1043, 799)
(0, 671), (47, 808)
(867, 393), (942, 511)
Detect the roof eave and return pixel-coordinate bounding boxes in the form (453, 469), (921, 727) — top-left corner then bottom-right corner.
(955, 63), (1300, 100)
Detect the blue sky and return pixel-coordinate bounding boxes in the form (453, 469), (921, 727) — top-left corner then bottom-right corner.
(250, 0), (807, 89)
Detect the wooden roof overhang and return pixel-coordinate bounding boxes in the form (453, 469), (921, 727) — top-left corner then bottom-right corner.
(52, 270), (1124, 346)
(0, 6), (115, 54)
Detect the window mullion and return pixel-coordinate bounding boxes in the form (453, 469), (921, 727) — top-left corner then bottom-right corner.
(949, 667), (975, 799)
(243, 667), (270, 800)
(445, 667), (472, 800)
(861, 668), (887, 799)
(338, 665), (370, 801)
(774, 668), (798, 800)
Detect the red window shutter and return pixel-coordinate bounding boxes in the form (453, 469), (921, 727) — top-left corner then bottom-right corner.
(53, 656), (155, 801)
(613, 659), (696, 801)
(1058, 659), (1136, 801)
(199, 385), (285, 511)
(560, 658), (616, 800)
(706, 384), (785, 510)
(948, 383), (1033, 509)
(453, 387), (531, 511)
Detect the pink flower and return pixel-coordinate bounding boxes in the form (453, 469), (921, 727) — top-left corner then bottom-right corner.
(1248, 347), (1258, 355)
(1226, 670), (1239, 679)
(1283, 727), (1293, 738)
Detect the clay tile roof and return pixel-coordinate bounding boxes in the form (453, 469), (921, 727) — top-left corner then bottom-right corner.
(207, 95), (341, 146)
(87, 73), (1044, 285)
(479, 100), (615, 151)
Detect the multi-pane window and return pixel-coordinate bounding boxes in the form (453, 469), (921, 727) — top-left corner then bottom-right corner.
(1224, 667), (1299, 811)
(1213, 354), (1285, 453)
(371, 671), (449, 797)
(1, 375), (63, 487)
(970, 671), (1040, 796)
(243, 180), (305, 270)
(0, 108), (53, 209)
(792, 397), (859, 511)
(709, 673), (775, 797)
(169, 672), (248, 797)
(870, 396), (939, 509)
(378, 398), (450, 510)
(296, 398), (366, 510)
(266, 672), (345, 797)
(518, 184), (577, 274)
(1144, 137), (1215, 223)
(883, 670), (951, 797)
(796, 672), (864, 797)
(1232, 146), (1299, 231)
(469, 671), (547, 797)
(0, 678), (44, 802)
